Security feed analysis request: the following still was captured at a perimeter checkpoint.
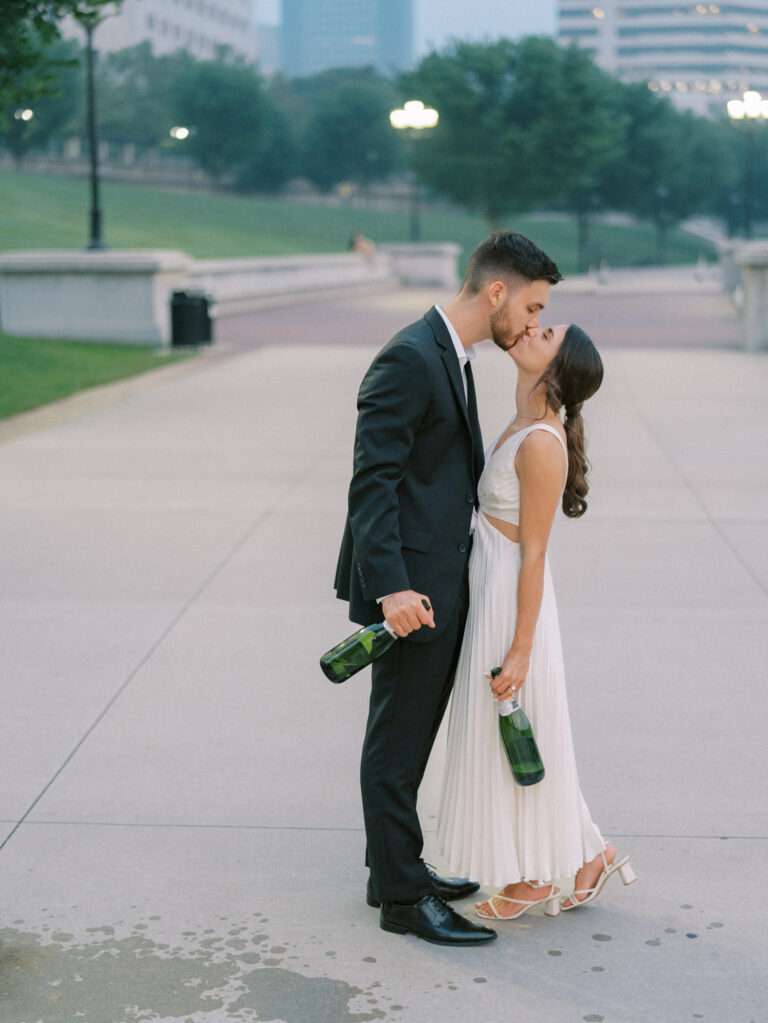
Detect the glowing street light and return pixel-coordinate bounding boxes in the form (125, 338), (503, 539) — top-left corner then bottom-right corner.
(727, 89), (768, 120)
(169, 126), (191, 140)
(389, 100), (439, 131)
(389, 100), (439, 242)
(13, 108), (35, 122)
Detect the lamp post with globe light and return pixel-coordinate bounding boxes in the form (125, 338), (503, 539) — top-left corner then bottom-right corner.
(727, 90), (768, 239)
(389, 100), (439, 243)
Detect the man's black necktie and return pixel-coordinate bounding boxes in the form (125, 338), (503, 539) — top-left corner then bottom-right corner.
(464, 361), (485, 500)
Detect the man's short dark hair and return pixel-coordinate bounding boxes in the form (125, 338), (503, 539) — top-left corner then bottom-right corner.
(464, 232), (563, 292)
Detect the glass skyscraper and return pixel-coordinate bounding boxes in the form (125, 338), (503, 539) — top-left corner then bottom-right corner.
(281, 0), (414, 77)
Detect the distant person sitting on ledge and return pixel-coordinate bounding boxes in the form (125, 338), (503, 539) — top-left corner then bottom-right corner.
(349, 232), (377, 261)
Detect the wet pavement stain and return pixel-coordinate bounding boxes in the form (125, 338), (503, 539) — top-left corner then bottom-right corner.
(583, 1015), (605, 1022)
(0, 923), (394, 1023)
(592, 934), (612, 942)
(645, 939), (661, 947)
(227, 967), (386, 1022)
(591, 967), (605, 973)
(0, 926), (236, 1021)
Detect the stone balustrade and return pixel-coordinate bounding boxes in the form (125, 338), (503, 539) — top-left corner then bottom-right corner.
(0, 243), (462, 346)
(734, 242), (768, 352)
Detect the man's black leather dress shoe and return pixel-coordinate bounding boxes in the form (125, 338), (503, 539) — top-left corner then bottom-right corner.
(380, 893), (497, 946)
(367, 864), (480, 908)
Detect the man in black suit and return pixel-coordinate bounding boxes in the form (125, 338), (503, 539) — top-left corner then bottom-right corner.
(334, 233), (562, 945)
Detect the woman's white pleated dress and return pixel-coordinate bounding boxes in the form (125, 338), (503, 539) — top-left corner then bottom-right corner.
(436, 422), (606, 888)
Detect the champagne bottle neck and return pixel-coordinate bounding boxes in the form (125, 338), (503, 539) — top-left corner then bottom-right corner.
(498, 698), (520, 717)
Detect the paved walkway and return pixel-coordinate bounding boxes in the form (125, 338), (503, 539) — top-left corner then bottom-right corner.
(0, 274), (765, 1023)
(214, 264), (740, 356)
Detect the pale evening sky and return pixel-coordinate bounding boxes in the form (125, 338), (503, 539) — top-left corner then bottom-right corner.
(257, 1), (557, 52)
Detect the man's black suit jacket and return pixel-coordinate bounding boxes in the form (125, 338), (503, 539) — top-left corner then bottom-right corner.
(333, 306), (485, 644)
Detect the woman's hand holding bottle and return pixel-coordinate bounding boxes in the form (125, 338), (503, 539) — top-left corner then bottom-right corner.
(485, 647), (530, 701)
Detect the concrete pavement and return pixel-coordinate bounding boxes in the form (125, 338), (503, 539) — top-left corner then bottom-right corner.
(0, 276), (766, 1023)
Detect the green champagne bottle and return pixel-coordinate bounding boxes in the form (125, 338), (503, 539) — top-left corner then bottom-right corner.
(320, 621), (398, 684)
(491, 666), (545, 786)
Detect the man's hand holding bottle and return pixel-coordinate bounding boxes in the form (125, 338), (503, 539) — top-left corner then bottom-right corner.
(382, 591), (436, 637)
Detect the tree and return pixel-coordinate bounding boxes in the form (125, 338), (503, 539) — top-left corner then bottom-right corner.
(172, 54), (269, 184)
(705, 118), (768, 238)
(234, 97), (298, 193)
(601, 85), (728, 261)
(399, 39), (533, 227)
(0, 36), (81, 165)
(399, 36), (625, 244)
(503, 38), (627, 270)
(297, 68), (402, 192)
(94, 42), (189, 153)
(1, 0), (119, 107)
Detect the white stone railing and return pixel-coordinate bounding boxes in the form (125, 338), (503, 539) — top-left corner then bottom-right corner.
(734, 242), (768, 352)
(0, 244), (462, 346)
(380, 243), (461, 290)
(0, 250), (192, 345)
(187, 251), (395, 317)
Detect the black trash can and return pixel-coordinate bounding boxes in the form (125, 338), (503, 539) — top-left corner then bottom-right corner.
(171, 290), (213, 346)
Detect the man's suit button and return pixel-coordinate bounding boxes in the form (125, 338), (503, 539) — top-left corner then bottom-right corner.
(458, 543), (467, 553)
(466, 495), (474, 505)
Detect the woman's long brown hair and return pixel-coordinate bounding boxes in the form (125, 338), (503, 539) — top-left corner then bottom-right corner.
(533, 324), (604, 518)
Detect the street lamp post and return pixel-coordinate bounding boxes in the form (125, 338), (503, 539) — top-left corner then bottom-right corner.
(77, 12), (107, 251)
(389, 100), (439, 243)
(727, 90), (768, 239)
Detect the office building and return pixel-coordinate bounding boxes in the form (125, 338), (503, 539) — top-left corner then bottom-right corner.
(61, 0), (256, 64)
(557, 1), (768, 115)
(281, 0), (413, 78)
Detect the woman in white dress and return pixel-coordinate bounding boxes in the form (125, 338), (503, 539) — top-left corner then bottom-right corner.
(437, 322), (637, 920)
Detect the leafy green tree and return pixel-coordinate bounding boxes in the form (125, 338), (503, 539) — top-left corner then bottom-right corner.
(705, 119), (768, 238)
(172, 55), (269, 183)
(298, 69), (402, 191)
(601, 85), (729, 261)
(399, 39), (530, 227)
(234, 98), (298, 193)
(1, 0), (119, 107)
(399, 36), (624, 247)
(505, 38), (627, 270)
(95, 42), (189, 152)
(0, 36), (81, 164)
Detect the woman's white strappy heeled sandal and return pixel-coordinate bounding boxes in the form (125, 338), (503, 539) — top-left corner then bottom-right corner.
(474, 881), (562, 921)
(560, 849), (638, 911)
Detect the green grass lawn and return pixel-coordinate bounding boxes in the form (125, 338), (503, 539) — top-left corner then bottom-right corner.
(0, 169), (713, 274)
(0, 333), (193, 420)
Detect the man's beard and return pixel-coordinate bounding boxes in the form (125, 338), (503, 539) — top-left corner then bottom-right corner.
(490, 312), (526, 351)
